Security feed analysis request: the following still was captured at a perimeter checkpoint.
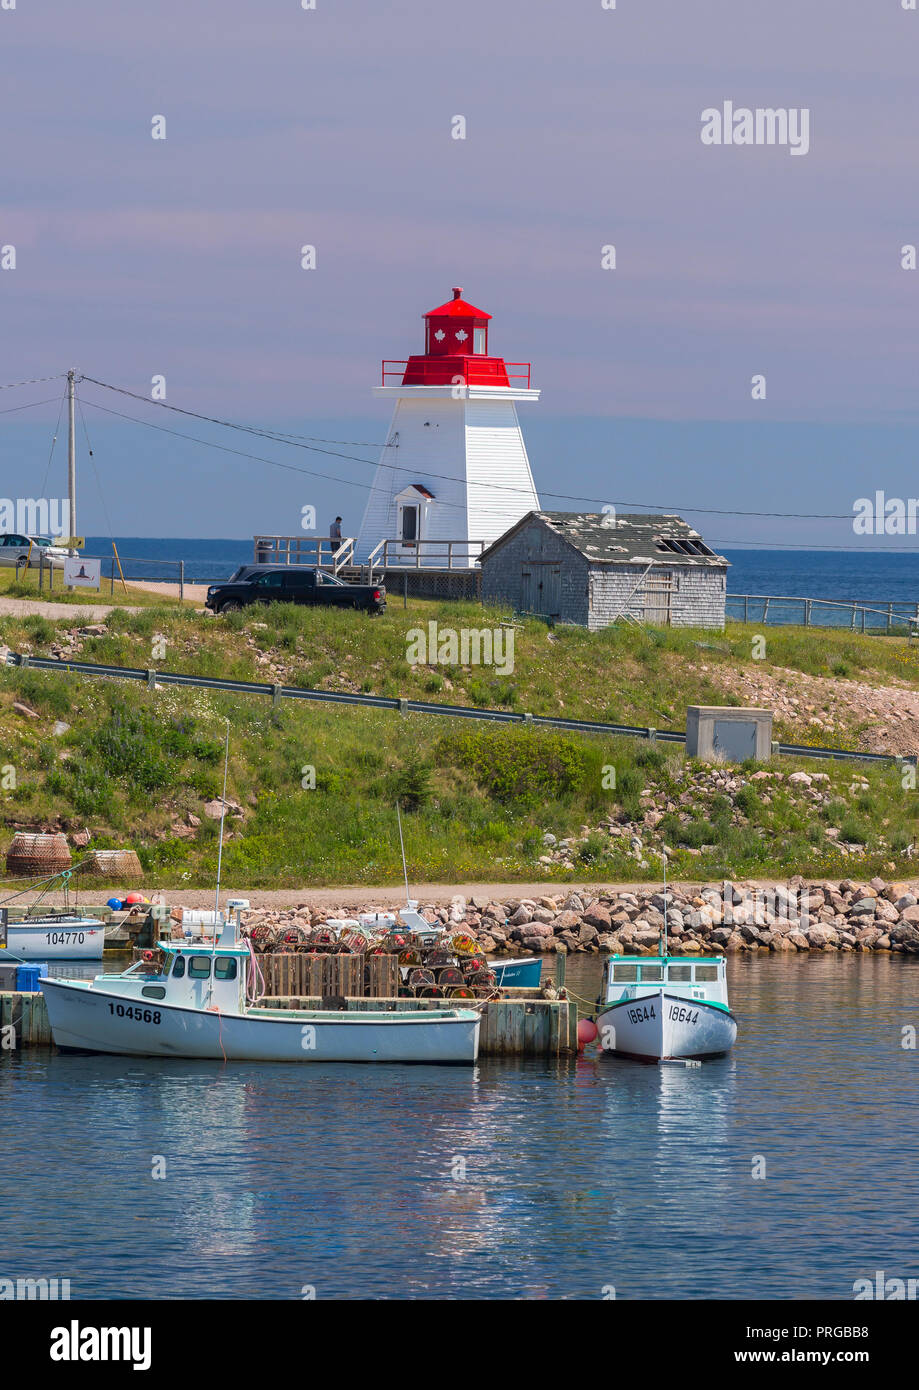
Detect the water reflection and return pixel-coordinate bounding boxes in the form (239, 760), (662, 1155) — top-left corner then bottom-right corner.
(1, 954), (917, 1298)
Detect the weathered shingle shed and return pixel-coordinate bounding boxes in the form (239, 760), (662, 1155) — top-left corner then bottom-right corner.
(480, 512), (729, 630)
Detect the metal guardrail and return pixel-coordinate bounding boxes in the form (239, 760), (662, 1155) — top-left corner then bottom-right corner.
(3, 652), (913, 768)
(727, 593), (919, 634)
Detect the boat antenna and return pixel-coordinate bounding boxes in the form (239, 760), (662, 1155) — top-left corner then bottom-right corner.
(660, 854), (668, 958)
(214, 719), (230, 917)
(396, 800), (411, 908)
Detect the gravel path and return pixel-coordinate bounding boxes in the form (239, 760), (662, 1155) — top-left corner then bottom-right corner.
(17, 877), (919, 911)
(128, 581), (210, 603)
(0, 597), (144, 620)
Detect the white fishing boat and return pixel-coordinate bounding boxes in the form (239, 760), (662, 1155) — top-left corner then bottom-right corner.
(596, 953), (737, 1062)
(594, 865), (737, 1063)
(0, 901), (106, 961)
(41, 906), (480, 1064)
(42, 748), (478, 1063)
(3, 912), (106, 961)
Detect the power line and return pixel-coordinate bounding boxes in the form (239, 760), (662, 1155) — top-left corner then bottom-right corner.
(78, 394), (373, 492)
(0, 394), (64, 417)
(0, 373), (65, 392)
(79, 373), (866, 522)
(711, 538), (919, 553)
(78, 389), (530, 521)
(39, 386), (69, 496)
(79, 376), (385, 454)
(35, 389), (919, 554)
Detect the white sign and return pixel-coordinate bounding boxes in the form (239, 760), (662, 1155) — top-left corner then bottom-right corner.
(63, 557), (101, 589)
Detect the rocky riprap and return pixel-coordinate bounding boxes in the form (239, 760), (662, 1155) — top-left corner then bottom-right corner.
(535, 765), (909, 871)
(239, 876), (919, 956)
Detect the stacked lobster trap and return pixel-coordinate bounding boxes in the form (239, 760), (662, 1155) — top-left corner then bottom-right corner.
(245, 913), (499, 1001)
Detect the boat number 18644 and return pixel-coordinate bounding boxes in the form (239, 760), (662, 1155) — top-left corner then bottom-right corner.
(668, 1004), (699, 1025)
(627, 1003), (656, 1024)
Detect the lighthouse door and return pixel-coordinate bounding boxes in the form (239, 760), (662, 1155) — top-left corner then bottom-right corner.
(397, 502), (419, 558)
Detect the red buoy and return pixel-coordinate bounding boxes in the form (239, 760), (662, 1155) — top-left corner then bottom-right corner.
(577, 1018), (599, 1050)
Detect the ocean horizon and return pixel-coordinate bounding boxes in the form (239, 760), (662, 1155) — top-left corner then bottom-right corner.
(79, 536), (919, 604)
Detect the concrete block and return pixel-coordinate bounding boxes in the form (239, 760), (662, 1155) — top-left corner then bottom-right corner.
(685, 705), (773, 762)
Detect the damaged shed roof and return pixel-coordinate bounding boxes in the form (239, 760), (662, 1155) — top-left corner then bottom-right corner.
(480, 511), (729, 568)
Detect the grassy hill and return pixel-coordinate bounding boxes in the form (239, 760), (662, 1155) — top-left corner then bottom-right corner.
(0, 598), (917, 887)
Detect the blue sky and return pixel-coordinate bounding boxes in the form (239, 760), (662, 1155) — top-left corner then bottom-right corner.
(1, 0), (918, 546)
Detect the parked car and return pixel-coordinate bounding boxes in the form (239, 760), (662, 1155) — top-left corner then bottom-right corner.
(0, 533), (67, 569)
(205, 566), (386, 615)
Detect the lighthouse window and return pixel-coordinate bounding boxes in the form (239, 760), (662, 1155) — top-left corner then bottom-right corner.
(401, 506), (418, 543)
(473, 326), (486, 354)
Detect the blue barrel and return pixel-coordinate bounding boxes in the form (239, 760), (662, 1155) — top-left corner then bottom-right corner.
(16, 963), (48, 991)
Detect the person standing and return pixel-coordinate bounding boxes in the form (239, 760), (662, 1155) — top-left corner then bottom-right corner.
(329, 516), (343, 554)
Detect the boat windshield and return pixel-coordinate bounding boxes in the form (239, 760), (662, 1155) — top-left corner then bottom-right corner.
(609, 960), (722, 985)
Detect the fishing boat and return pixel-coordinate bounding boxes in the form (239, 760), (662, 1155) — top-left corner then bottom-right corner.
(42, 750), (480, 1063)
(0, 866), (107, 960)
(489, 956), (542, 988)
(41, 906), (481, 1064)
(595, 953), (737, 1062)
(0, 910), (106, 961)
(594, 865), (737, 1062)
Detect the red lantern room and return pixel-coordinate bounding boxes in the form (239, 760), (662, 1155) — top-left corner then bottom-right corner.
(382, 287), (531, 389)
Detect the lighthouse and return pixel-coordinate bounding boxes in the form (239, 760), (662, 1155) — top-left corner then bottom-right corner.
(356, 288), (541, 567)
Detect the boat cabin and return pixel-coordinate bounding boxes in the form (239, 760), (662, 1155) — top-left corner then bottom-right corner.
(601, 955), (730, 1010)
(88, 939), (249, 1015)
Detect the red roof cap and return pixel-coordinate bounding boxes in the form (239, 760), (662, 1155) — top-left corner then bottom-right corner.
(423, 287), (491, 320)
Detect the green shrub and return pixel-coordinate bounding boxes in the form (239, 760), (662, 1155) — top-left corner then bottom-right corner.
(578, 830), (608, 864)
(839, 816), (868, 845)
(436, 726), (585, 804)
(382, 758), (432, 812)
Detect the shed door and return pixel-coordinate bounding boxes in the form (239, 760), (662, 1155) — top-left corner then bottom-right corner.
(541, 565), (562, 619)
(642, 573), (673, 625)
(521, 564), (561, 618)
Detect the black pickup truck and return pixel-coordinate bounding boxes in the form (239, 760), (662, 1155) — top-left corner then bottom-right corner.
(205, 566), (386, 615)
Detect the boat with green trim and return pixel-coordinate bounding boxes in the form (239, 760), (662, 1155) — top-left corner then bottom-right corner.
(596, 954), (737, 1062)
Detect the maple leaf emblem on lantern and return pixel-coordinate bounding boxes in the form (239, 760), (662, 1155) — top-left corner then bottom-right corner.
(434, 329), (446, 341)
(455, 329), (468, 342)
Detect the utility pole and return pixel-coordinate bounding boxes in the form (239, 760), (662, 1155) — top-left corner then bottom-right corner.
(66, 368), (76, 553)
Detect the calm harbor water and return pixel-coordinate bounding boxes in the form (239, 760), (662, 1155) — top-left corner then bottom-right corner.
(1, 953), (917, 1301)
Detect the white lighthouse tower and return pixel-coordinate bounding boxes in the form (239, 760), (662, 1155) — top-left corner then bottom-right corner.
(356, 288), (541, 567)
